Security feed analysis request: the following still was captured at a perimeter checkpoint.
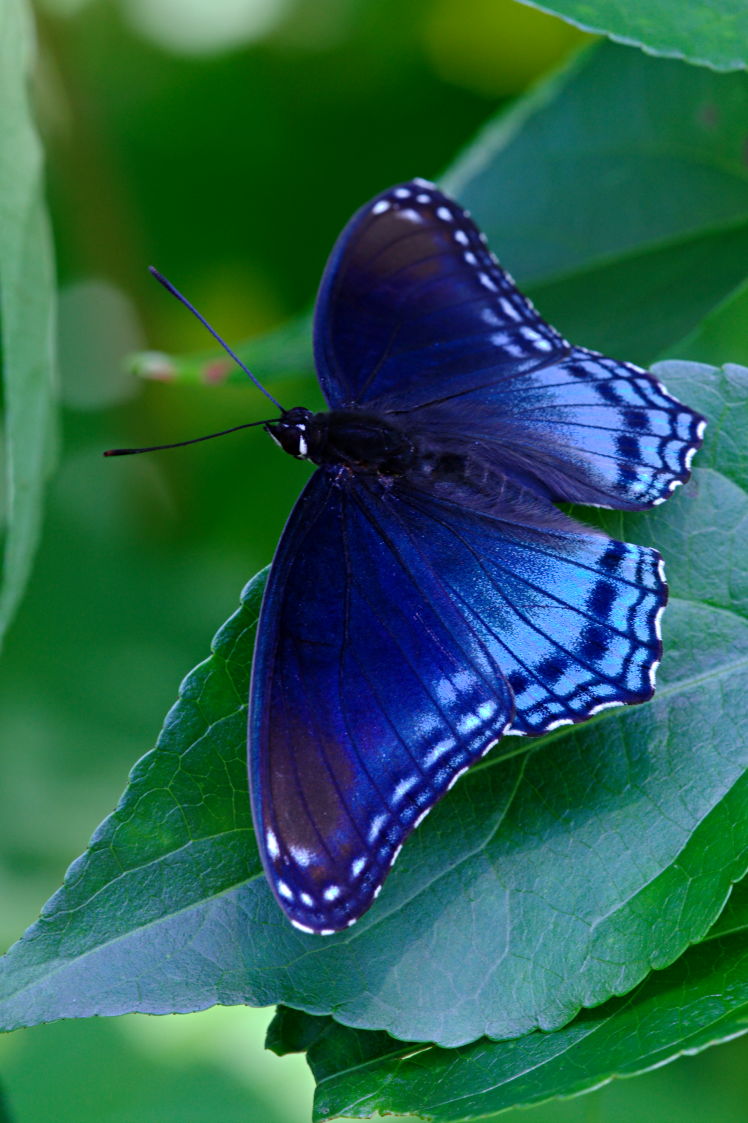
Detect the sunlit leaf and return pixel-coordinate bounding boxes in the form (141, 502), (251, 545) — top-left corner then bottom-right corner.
(515, 0), (748, 72)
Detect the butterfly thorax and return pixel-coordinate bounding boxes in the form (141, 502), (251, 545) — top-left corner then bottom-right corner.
(267, 406), (417, 477)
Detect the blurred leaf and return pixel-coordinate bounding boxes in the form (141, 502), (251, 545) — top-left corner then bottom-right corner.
(0, 0), (57, 650)
(0, 363), (746, 1049)
(145, 42), (748, 383)
(514, 0), (748, 72)
(0, 1080), (13, 1123)
(128, 311), (313, 388)
(449, 42), (748, 289)
(0, 1014), (296, 1123)
(304, 929), (748, 1122)
(526, 219), (748, 365)
(665, 276), (748, 368)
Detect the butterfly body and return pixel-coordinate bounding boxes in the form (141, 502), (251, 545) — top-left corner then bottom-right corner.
(244, 179), (706, 935)
(267, 407), (418, 477)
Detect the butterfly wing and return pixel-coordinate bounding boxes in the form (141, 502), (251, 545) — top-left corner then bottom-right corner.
(313, 179), (567, 410)
(388, 480), (666, 736)
(249, 470), (514, 934)
(419, 345), (706, 510)
(314, 180), (705, 509)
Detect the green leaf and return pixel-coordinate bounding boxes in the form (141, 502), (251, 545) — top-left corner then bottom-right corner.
(0, 362), (746, 1049)
(447, 43), (748, 288)
(0, 1079), (13, 1123)
(514, 0), (748, 72)
(271, 878), (748, 1119)
(306, 929), (748, 1121)
(0, 0), (58, 649)
(525, 219), (748, 365)
(707, 873), (748, 940)
(144, 43), (748, 383)
(665, 277), (748, 368)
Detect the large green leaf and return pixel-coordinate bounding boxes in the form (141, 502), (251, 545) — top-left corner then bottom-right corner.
(281, 895), (748, 1121)
(0, 1079), (12, 1123)
(515, 0), (748, 72)
(0, 0), (57, 649)
(141, 42), (748, 384)
(0, 363), (746, 1049)
(448, 44), (748, 287)
(525, 219), (748, 366)
(666, 277), (748, 369)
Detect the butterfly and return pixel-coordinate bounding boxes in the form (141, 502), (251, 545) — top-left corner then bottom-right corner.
(110, 179), (706, 935)
(244, 179), (706, 934)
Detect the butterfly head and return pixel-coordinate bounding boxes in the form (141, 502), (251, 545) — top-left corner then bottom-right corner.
(265, 407), (319, 461)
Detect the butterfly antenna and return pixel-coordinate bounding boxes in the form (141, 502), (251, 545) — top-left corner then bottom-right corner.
(148, 266), (284, 412)
(104, 418), (275, 457)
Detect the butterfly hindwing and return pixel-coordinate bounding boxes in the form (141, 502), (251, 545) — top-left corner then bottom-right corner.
(388, 482), (667, 736)
(249, 471), (513, 934)
(442, 345), (706, 510)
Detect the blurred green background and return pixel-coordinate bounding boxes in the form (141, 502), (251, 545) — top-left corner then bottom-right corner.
(2, 0), (748, 1119)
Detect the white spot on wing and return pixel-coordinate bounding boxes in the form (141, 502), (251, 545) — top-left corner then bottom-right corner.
(266, 829), (280, 859)
(393, 775), (418, 803)
(323, 885), (341, 902)
(289, 845), (312, 867)
(351, 856), (366, 878)
(458, 712), (481, 735)
(372, 200), (391, 215)
(368, 813), (388, 843)
(423, 738), (454, 768)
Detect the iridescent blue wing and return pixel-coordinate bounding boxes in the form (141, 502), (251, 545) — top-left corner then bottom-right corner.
(389, 481), (666, 736)
(425, 346), (706, 510)
(313, 179), (567, 410)
(249, 471), (514, 934)
(314, 180), (705, 509)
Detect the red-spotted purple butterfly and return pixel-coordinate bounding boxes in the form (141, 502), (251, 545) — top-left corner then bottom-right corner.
(108, 179), (706, 935)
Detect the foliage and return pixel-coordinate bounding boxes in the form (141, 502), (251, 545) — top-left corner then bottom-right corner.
(0, 0), (57, 652)
(516, 0), (748, 71)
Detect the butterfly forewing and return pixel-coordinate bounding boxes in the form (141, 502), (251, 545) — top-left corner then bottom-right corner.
(314, 179), (567, 410)
(249, 472), (513, 934)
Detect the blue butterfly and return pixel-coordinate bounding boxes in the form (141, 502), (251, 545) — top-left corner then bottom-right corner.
(112, 179), (706, 935)
(248, 180), (705, 934)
